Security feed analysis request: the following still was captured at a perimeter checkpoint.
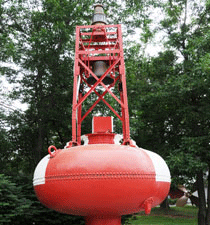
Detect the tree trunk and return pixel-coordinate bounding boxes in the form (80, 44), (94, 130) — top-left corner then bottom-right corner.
(33, 68), (46, 166)
(34, 123), (46, 166)
(197, 170), (206, 225)
(206, 168), (210, 225)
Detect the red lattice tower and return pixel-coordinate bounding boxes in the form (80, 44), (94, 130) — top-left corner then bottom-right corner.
(71, 24), (132, 146)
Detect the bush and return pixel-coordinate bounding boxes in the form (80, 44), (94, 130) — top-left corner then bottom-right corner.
(0, 174), (32, 223)
(0, 174), (85, 224)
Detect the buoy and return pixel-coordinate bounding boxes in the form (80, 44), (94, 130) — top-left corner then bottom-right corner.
(34, 143), (170, 217)
(33, 5), (171, 224)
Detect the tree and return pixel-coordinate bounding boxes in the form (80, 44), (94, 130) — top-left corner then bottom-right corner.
(124, 2), (210, 224)
(1, 0), (96, 168)
(159, 1), (210, 224)
(125, 0), (210, 223)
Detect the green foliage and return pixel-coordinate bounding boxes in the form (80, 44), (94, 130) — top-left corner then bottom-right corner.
(0, 174), (85, 224)
(0, 174), (32, 223)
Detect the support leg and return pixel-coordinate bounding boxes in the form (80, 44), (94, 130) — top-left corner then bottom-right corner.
(85, 216), (121, 225)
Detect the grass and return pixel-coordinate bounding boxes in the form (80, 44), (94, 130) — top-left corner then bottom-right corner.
(127, 206), (198, 225)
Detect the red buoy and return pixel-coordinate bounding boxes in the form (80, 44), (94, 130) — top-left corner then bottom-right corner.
(33, 5), (171, 225)
(34, 143), (170, 221)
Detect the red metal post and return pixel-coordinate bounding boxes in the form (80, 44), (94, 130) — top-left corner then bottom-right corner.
(72, 26), (80, 144)
(77, 81), (82, 145)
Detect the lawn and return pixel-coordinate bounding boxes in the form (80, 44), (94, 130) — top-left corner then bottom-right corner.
(127, 206), (198, 225)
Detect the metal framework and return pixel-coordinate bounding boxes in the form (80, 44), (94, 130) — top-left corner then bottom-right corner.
(71, 24), (131, 145)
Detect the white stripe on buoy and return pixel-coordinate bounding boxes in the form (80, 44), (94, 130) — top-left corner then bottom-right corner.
(143, 150), (171, 183)
(81, 135), (89, 145)
(114, 134), (123, 145)
(33, 155), (50, 186)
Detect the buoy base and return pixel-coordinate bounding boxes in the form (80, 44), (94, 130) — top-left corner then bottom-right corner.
(85, 216), (121, 225)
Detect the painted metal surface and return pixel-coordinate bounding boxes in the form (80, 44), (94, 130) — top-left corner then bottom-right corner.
(33, 144), (170, 217)
(92, 116), (113, 133)
(72, 23), (131, 146)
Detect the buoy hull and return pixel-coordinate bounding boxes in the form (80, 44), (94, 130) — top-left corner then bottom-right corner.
(33, 144), (170, 216)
